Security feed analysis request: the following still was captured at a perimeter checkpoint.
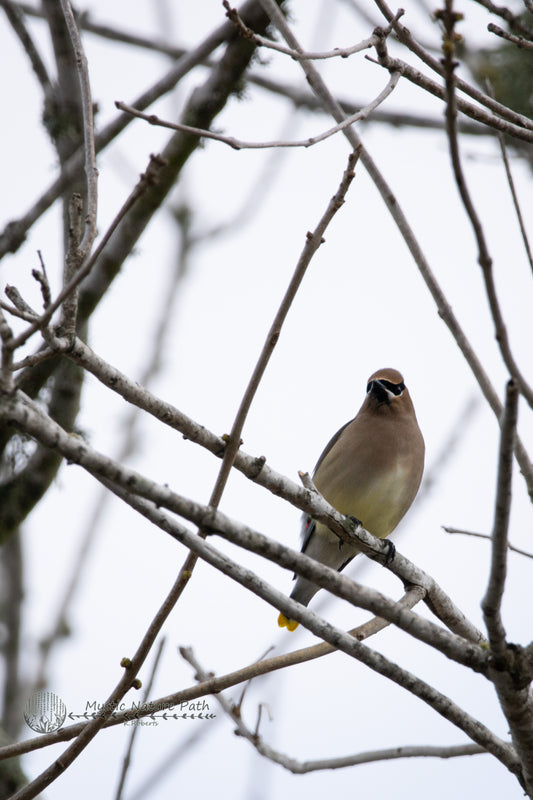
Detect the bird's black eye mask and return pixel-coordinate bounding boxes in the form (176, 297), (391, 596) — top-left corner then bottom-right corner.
(383, 379), (405, 395)
(367, 379), (405, 403)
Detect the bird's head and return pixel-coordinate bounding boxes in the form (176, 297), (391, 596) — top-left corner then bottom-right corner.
(365, 368), (409, 410)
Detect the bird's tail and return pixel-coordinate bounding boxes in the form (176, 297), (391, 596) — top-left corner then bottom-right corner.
(278, 612), (299, 632)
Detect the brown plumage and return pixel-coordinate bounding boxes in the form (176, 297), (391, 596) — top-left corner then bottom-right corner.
(279, 368), (424, 631)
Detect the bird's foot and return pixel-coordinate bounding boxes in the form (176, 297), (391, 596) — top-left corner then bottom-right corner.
(347, 515), (362, 527)
(383, 539), (396, 565)
(278, 613), (299, 632)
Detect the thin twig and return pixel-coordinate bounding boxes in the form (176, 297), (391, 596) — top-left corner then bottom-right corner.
(180, 646), (488, 774)
(0, 0), (51, 92)
(58, 0), (97, 258)
(440, 0), (533, 411)
(0, 301), (36, 323)
(0, 308), (14, 389)
(224, 0), (387, 60)
(472, 0), (533, 37)
(443, 526), (533, 560)
(481, 377), (533, 793)
(372, 0), (533, 132)
(3, 286), (37, 319)
(34, 252), (52, 309)
(4, 0), (490, 139)
(11, 348), (55, 371)
(494, 123), (533, 276)
(487, 21), (533, 50)
(61, 193), (83, 336)
(116, 74), (399, 150)
(481, 380), (518, 660)
(371, 41), (533, 142)
(114, 638), (166, 800)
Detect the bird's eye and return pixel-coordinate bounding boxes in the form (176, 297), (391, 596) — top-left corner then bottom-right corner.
(381, 380), (405, 396)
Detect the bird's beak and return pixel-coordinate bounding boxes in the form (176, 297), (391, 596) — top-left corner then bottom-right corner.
(367, 379), (394, 405)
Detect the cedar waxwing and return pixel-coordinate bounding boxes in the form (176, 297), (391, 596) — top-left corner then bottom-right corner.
(278, 368), (424, 631)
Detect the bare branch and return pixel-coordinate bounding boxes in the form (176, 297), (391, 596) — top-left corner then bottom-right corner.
(372, 42), (533, 142)
(443, 527), (533, 560)
(33, 252), (52, 310)
(116, 74), (399, 150)
(475, 378), (533, 794)
(494, 121), (533, 276)
(61, 193), (83, 337)
(180, 646), (489, 773)
(482, 380), (518, 658)
(114, 639), (166, 800)
(440, 2), (533, 410)
(372, 0), (533, 133)
(0, 583), (513, 775)
(58, 0), (97, 257)
(471, 0), (533, 37)
(488, 21), (533, 49)
(0, 529), (24, 739)
(0, 0), (51, 92)
(224, 0), (391, 60)
(0, 308), (14, 389)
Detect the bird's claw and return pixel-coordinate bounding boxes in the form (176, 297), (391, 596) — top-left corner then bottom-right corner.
(383, 539), (396, 565)
(347, 515), (362, 527)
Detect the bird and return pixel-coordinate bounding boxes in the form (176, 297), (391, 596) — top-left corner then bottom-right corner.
(278, 368), (424, 632)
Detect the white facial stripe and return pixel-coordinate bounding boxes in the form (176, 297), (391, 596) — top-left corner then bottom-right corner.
(367, 379), (404, 399)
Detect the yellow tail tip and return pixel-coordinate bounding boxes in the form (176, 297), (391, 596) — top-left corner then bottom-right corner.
(278, 613), (299, 632)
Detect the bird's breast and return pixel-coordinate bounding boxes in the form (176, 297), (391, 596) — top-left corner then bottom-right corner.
(315, 456), (420, 539)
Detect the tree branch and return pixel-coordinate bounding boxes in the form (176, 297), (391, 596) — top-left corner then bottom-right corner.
(116, 73), (399, 149)
(443, 527), (533, 560)
(180, 646), (489, 773)
(440, 4), (533, 410)
(481, 380), (518, 658)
